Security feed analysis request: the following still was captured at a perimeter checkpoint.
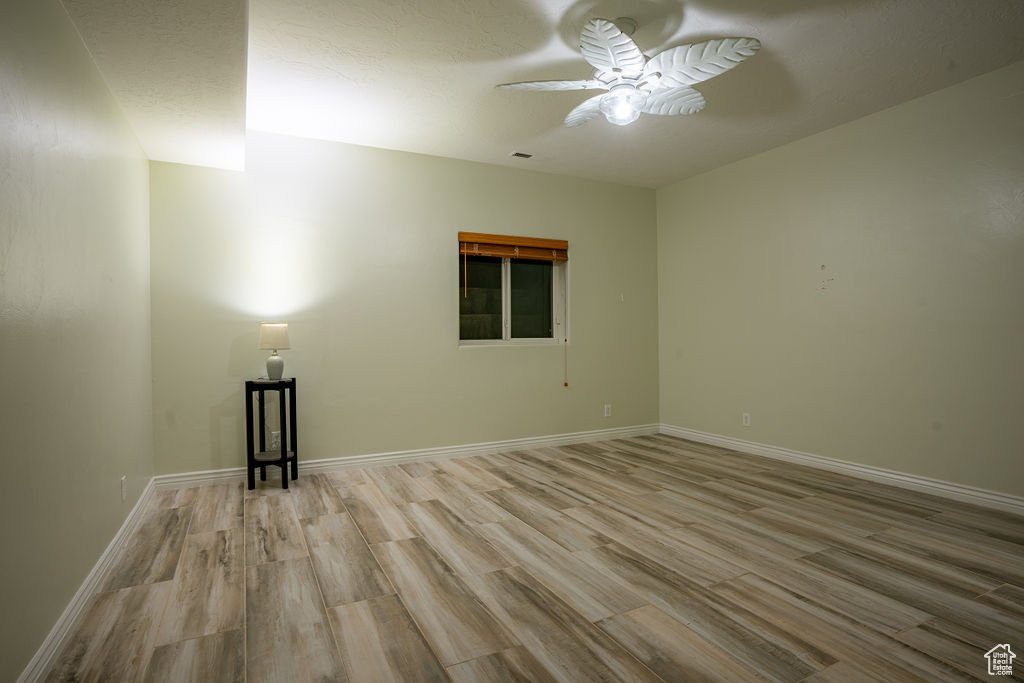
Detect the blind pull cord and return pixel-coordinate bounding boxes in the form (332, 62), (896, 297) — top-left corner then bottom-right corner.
(563, 281), (569, 386)
(563, 338), (569, 387)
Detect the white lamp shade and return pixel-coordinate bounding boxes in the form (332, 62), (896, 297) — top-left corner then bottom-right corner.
(258, 322), (290, 350)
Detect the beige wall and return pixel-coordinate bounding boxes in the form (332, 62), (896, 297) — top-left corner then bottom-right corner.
(0, 1), (153, 679)
(658, 62), (1024, 496)
(150, 133), (659, 474)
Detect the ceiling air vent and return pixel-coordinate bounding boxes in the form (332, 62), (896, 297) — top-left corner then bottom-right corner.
(510, 151), (533, 159)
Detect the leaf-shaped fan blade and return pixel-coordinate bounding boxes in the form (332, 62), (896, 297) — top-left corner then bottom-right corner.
(579, 18), (645, 76)
(497, 79), (603, 91)
(564, 94), (604, 127)
(644, 38), (760, 88)
(642, 86), (707, 116)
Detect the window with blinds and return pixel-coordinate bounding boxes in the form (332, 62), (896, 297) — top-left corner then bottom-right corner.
(458, 232), (568, 344)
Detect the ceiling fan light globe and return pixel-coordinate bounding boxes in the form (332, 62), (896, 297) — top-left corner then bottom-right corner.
(606, 102), (641, 126)
(599, 87), (645, 126)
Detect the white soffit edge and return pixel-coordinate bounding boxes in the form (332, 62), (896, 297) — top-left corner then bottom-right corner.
(61, 0), (247, 170)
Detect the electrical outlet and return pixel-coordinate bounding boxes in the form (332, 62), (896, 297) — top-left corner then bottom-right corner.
(604, 404), (612, 418)
(742, 412), (751, 427)
(270, 431), (281, 449)
(120, 475), (127, 502)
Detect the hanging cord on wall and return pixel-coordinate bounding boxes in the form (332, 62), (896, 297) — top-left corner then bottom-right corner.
(563, 339), (569, 387)
(562, 263), (569, 386)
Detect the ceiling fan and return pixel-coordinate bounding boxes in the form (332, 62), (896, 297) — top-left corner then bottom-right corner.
(497, 18), (761, 127)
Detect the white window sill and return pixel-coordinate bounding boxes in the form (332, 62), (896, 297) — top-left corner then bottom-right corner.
(459, 338), (566, 348)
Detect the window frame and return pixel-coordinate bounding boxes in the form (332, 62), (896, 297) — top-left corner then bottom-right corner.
(459, 255), (568, 347)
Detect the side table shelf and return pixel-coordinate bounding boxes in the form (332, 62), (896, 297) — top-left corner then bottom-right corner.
(244, 378), (297, 490)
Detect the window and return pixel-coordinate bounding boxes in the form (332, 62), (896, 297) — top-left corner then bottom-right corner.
(459, 232), (568, 344)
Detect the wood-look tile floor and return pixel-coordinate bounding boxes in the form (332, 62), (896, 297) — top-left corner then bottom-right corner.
(47, 435), (1024, 682)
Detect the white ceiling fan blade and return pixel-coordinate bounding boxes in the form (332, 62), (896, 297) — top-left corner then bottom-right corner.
(497, 79), (604, 91)
(643, 38), (761, 88)
(642, 86), (707, 116)
(564, 94), (604, 127)
(579, 18), (645, 76)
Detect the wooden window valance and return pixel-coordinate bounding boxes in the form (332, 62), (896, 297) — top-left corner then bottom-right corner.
(458, 232), (568, 262)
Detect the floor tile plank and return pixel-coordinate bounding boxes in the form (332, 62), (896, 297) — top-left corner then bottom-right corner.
(417, 473), (512, 525)
(893, 623), (998, 681)
(245, 557), (347, 683)
(750, 555), (933, 635)
(152, 487), (200, 509)
(435, 458), (511, 491)
(599, 605), (767, 683)
(712, 573), (967, 681)
(401, 499), (514, 576)
(927, 508), (1024, 545)
(287, 473), (347, 520)
(477, 517), (646, 622)
(329, 594), (447, 682)
(341, 482), (419, 545)
(799, 661), (883, 682)
(501, 460), (601, 507)
(371, 537), (518, 666)
(157, 528), (244, 645)
(872, 524), (1024, 587)
(579, 542), (835, 680)
(365, 465), (437, 504)
(188, 482), (244, 535)
(324, 467), (372, 490)
(45, 582), (172, 683)
(490, 466), (595, 510)
(464, 566), (663, 683)
(800, 532), (999, 599)
(446, 647), (558, 683)
(483, 486), (611, 551)
(564, 504), (748, 586)
(398, 460), (442, 478)
(105, 506), (191, 590)
(301, 512), (394, 607)
(802, 547), (1022, 642)
(244, 495), (307, 566)
(144, 630), (244, 683)
(975, 583), (1024, 619)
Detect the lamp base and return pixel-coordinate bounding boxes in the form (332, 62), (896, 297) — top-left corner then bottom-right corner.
(266, 353), (284, 380)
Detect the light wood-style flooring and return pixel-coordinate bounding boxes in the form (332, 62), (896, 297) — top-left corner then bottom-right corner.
(47, 435), (1024, 682)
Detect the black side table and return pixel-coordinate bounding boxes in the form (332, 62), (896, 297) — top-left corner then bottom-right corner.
(244, 378), (298, 490)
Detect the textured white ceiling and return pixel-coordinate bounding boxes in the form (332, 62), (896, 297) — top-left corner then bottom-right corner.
(64, 0), (1024, 187)
(62, 0), (247, 170)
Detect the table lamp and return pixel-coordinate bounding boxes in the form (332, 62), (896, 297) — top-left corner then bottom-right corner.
(258, 322), (290, 379)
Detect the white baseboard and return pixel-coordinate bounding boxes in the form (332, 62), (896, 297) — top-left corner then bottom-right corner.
(18, 478), (156, 683)
(154, 424), (661, 488)
(660, 423), (1024, 516)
